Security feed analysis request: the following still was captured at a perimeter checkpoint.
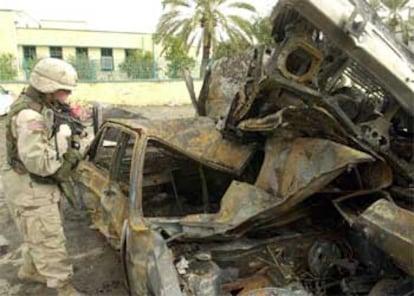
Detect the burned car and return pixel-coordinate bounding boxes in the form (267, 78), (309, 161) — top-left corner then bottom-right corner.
(75, 116), (384, 296)
(73, 0), (413, 295)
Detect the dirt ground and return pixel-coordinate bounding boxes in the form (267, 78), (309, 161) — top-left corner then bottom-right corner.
(0, 104), (195, 296)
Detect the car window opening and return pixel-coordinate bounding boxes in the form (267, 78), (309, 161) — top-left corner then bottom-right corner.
(91, 127), (122, 172)
(115, 134), (136, 195)
(142, 140), (235, 217)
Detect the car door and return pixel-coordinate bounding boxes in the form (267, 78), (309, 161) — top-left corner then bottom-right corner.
(103, 130), (137, 246)
(75, 123), (136, 248)
(122, 137), (183, 296)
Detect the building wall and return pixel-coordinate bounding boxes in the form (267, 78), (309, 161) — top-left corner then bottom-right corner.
(63, 47), (76, 60)
(16, 28), (154, 50)
(8, 25), (159, 80)
(39, 20), (88, 30)
(0, 10), (19, 72)
(89, 48), (101, 60)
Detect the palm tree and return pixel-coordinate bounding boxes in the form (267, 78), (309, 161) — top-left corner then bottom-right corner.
(156, 0), (257, 77)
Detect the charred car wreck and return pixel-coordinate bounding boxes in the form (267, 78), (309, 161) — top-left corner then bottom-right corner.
(74, 0), (414, 295)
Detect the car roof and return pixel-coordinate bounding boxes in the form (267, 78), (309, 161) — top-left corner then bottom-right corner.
(106, 116), (256, 175)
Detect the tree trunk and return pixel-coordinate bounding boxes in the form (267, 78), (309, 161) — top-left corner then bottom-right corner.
(200, 31), (212, 78)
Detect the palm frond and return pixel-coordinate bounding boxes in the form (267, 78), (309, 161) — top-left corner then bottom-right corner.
(228, 15), (255, 38)
(382, 0), (410, 11)
(162, 0), (191, 8)
(228, 2), (257, 12)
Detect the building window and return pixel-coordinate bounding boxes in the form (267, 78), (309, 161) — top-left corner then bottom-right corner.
(75, 47), (91, 80)
(50, 46), (63, 59)
(125, 49), (135, 58)
(101, 48), (113, 71)
(76, 47), (88, 58)
(22, 46), (37, 75)
(23, 46), (36, 61)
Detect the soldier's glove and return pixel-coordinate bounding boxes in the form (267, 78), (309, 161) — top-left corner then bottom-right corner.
(53, 149), (83, 182)
(53, 159), (73, 182)
(63, 148), (83, 168)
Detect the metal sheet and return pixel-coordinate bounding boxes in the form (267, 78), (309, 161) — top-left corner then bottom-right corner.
(357, 199), (414, 276)
(109, 117), (255, 175)
(179, 138), (373, 237)
(126, 223), (182, 296)
(255, 137), (373, 198)
(205, 51), (253, 120)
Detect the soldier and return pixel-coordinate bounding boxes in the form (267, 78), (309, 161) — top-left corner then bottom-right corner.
(1, 58), (83, 296)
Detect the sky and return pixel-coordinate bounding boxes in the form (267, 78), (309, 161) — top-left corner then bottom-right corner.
(0, 0), (276, 33)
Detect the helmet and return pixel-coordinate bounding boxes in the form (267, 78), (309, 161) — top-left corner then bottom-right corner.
(29, 58), (78, 93)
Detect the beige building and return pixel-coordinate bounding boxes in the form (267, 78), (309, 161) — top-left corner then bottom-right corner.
(0, 9), (165, 80)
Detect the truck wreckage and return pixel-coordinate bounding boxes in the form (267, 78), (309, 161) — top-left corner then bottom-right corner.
(73, 0), (414, 295)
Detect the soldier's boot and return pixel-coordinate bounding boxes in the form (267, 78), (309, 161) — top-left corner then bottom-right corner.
(57, 283), (83, 296)
(17, 265), (46, 284)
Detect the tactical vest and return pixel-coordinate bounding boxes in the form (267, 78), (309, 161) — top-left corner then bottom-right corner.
(6, 90), (45, 175)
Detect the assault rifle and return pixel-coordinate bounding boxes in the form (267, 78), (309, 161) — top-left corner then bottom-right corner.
(52, 102), (87, 150)
(48, 102), (87, 209)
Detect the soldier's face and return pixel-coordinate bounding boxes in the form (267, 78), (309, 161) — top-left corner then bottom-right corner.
(54, 89), (72, 103)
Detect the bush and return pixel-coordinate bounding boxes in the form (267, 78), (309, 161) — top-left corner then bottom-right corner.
(164, 37), (195, 79)
(0, 53), (17, 80)
(119, 50), (154, 79)
(68, 54), (95, 80)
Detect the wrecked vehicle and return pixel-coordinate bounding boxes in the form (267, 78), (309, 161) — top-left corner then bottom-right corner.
(73, 0), (413, 295)
(76, 117), (380, 296)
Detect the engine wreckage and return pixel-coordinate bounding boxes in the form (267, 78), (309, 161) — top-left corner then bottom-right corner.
(76, 0), (414, 295)
(169, 0), (414, 294)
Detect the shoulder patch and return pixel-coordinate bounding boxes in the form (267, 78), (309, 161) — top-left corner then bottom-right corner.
(26, 120), (47, 132)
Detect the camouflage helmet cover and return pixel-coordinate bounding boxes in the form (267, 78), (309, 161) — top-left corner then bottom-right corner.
(29, 58), (78, 93)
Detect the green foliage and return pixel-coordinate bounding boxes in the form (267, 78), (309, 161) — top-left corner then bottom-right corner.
(68, 54), (94, 80)
(370, 0), (383, 10)
(252, 16), (274, 46)
(119, 49), (154, 79)
(382, 0), (409, 11)
(213, 16), (274, 59)
(163, 36), (195, 78)
(0, 53), (17, 80)
(156, 0), (257, 77)
(213, 39), (250, 59)
(370, 0), (413, 44)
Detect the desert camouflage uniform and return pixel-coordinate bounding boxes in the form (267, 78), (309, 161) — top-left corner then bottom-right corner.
(2, 90), (74, 289)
